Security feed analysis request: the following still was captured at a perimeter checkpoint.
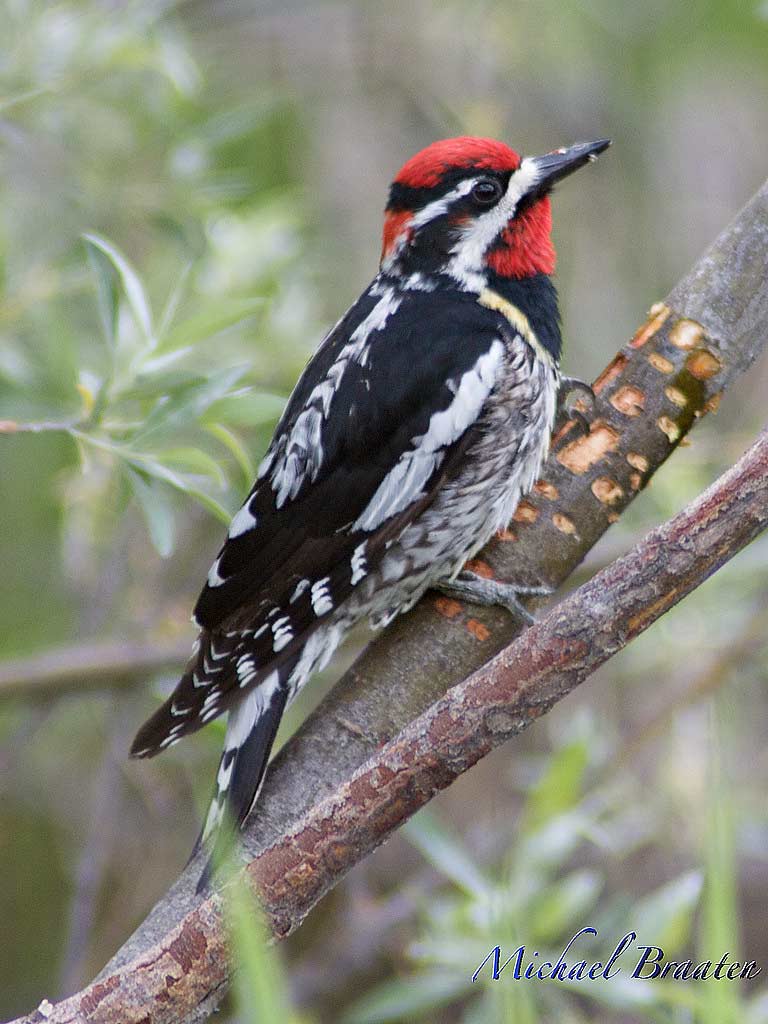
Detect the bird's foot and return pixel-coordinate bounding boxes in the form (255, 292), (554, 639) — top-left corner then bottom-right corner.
(436, 571), (552, 626)
(559, 375), (596, 435)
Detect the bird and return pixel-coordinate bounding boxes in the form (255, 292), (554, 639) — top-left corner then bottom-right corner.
(131, 134), (610, 887)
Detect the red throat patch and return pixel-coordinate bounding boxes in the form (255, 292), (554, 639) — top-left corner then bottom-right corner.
(395, 137), (521, 188)
(486, 197), (556, 279)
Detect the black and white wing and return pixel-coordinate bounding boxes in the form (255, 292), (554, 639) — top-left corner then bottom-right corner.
(130, 283), (506, 858)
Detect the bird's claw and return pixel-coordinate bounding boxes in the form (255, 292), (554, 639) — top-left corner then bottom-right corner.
(559, 376), (596, 436)
(436, 571), (553, 626)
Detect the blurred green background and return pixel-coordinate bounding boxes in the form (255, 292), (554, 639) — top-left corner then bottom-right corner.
(1, 1), (767, 1021)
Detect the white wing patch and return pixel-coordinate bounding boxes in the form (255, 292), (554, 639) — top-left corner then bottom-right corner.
(311, 577), (333, 616)
(353, 340), (505, 532)
(271, 616), (293, 652)
(269, 284), (400, 509)
(207, 555), (225, 588)
(236, 656), (256, 685)
(351, 541), (368, 585)
(228, 500), (258, 539)
(290, 578), (310, 603)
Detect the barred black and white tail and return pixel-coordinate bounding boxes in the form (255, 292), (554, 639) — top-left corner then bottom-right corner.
(192, 678), (289, 892)
(131, 626), (309, 889)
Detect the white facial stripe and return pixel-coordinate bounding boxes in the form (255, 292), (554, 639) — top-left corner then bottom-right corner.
(504, 156), (541, 209)
(447, 157), (541, 286)
(410, 178), (476, 228)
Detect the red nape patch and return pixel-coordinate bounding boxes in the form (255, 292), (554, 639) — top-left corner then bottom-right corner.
(381, 209), (413, 261)
(486, 197), (556, 279)
(395, 137), (521, 189)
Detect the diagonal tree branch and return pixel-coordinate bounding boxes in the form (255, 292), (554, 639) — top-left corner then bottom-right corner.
(16, 425), (768, 1024)
(9, 180), (768, 1024)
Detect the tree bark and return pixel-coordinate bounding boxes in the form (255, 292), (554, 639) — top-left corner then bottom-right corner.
(8, 179), (768, 1024)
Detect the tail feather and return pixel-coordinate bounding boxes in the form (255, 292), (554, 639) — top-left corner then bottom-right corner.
(194, 671), (290, 892)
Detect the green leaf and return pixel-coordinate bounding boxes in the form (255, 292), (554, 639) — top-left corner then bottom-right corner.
(125, 455), (232, 524)
(150, 446), (228, 488)
(82, 233), (154, 346)
(518, 808), (593, 872)
(410, 936), (506, 972)
(206, 422), (255, 485)
(125, 467), (176, 557)
(529, 869), (603, 942)
(116, 370), (208, 402)
(631, 870), (702, 952)
(559, 973), (658, 1012)
(341, 972), (470, 1024)
(157, 260), (193, 340)
(131, 365), (247, 444)
(84, 238), (119, 349)
(156, 296), (267, 354)
(521, 739), (590, 834)
(699, 699), (742, 1024)
(204, 389), (286, 427)
(404, 810), (488, 898)
(226, 874), (293, 1024)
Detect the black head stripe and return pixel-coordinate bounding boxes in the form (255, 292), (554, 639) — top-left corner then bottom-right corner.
(387, 168), (513, 213)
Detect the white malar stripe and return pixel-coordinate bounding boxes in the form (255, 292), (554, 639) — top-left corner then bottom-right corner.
(311, 577), (333, 616)
(353, 341), (504, 531)
(350, 542), (367, 585)
(228, 500), (258, 538)
(447, 157), (541, 289)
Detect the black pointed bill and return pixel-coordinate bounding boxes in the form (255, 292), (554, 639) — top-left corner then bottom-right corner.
(528, 138), (611, 193)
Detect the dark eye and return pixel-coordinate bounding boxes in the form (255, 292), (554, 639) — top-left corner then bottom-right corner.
(471, 179), (503, 206)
